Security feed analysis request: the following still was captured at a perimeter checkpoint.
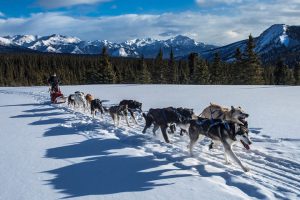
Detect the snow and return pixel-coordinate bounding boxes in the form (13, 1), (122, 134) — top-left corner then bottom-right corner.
(12, 35), (38, 46)
(0, 85), (299, 200)
(0, 36), (12, 45)
(72, 46), (83, 54)
(46, 46), (60, 53)
(112, 47), (128, 57)
(279, 25), (289, 47)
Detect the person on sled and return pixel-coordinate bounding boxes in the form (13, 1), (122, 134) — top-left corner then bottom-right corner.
(47, 73), (60, 92)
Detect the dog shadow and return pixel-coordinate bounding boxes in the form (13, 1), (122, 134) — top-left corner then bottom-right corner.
(44, 137), (191, 198)
(249, 127), (263, 135)
(13, 103), (193, 198)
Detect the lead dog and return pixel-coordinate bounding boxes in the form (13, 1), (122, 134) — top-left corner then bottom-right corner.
(188, 117), (252, 172)
(142, 107), (185, 143)
(119, 100), (142, 124)
(200, 103), (249, 125)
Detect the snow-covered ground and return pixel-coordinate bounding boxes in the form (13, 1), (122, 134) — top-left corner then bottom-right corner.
(0, 85), (299, 200)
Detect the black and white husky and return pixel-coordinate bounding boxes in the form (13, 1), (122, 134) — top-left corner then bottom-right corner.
(188, 118), (252, 172)
(108, 105), (130, 127)
(90, 99), (104, 118)
(119, 100), (142, 124)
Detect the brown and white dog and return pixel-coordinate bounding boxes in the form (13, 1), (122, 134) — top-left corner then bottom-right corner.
(85, 94), (94, 107)
(200, 103), (249, 125)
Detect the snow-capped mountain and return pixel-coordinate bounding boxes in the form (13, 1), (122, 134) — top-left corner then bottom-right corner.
(1, 24), (299, 64)
(0, 34), (217, 58)
(202, 24), (300, 64)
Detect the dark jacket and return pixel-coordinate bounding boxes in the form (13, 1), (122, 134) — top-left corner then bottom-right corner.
(48, 76), (59, 86)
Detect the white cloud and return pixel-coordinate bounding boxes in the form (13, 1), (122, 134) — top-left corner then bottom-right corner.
(225, 30), (240, 39)
(0, 0), (299, 45)
(0, 12), (5, 17)
(196, 0), (243, 6)
(37, 0), (111, 9)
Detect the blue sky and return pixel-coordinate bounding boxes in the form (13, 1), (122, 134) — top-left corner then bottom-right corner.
(0, 0), (299, 45)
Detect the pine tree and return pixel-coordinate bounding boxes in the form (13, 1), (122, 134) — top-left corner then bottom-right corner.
(168, 48), (178, 83)
(192, 58), (210, 84)
(231, 48), (244, 84)
(210, 52), (223, 84)
(178, 60), (189, 84)
(139, 55), (151, 84)
(263, 66), (275, 85)
(188, 53), (198, 79)
(274, 59), (289, 85)
(153, 48), (168, 83)
(99, 47), (116, 84)
(243, 34), (264, 84)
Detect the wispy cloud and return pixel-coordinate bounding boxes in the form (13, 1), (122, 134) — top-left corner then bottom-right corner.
(37, 0), (111, 9)
(0, 12), (5, 17)
(0, 1), (299, 45)
(196, 0), (243, 6)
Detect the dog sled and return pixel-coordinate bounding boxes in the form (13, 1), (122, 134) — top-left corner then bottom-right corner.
(50, 87), (67, 104)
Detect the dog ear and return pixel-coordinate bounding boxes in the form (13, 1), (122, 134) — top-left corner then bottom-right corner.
(231, 106), (235, 111)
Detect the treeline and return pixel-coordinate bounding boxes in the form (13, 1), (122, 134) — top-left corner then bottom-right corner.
(0, 35), (299, 86)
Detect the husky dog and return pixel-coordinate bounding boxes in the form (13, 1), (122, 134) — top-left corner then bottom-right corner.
(172, 107), (197, 136)
(119, 100), (142, 124)
(73, 91), (86, 109)
(142, 107), (184, 143)
(85, 94), (94, 107)
(108, 105), (130, 127)
(90, 99), (104, 118)
(200, 103), (249, 125)
(188, 117), (252, 172)
(68, 94), (75, 107)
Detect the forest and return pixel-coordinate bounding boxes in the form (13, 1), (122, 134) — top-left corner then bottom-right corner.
(0, 35), (299, 86)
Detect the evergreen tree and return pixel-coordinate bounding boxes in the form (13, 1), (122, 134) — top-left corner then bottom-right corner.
(99, 47), (116, 84)
(263, 66), (275, 85)
(178, 60), (189, 84)
(243, 34), (264, 84)
(139, 55), (151, 84)
(210, 52), (223, 84)
(188, 53), (198, 79)
(192, 58), (210, 84)
(153, 48), (168, 83)
(168, 48), (178, 83)
(274, 59), (289, 85)
(231, 48), (244, 84)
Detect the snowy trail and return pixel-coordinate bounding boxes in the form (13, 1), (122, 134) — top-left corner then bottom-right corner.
(0, 86), (299, 200)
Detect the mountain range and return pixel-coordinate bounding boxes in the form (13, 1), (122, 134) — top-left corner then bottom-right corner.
(0, 24), (299, 65)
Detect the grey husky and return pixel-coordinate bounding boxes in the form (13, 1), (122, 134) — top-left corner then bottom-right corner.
(188, 118), (252, 172)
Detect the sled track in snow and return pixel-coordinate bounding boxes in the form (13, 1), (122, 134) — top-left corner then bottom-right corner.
(1, 89), (299, 199)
